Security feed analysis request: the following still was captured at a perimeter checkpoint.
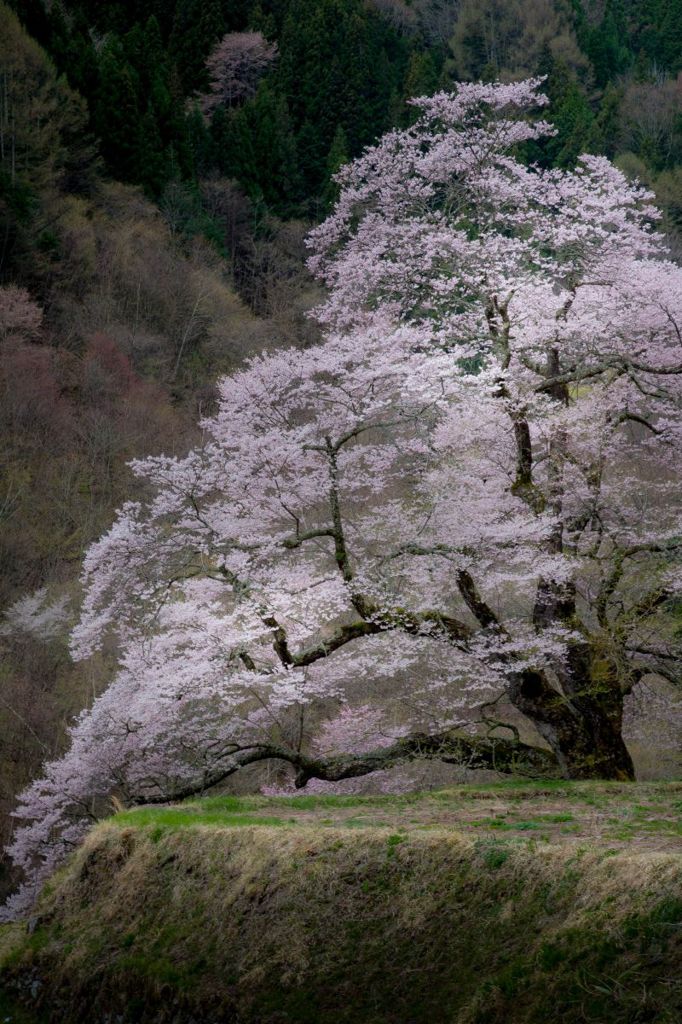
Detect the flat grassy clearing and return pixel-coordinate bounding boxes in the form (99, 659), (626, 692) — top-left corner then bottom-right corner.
(113, 779), (682, 851)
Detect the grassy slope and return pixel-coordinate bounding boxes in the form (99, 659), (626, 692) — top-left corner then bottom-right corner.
(1, 781), (681, 1024)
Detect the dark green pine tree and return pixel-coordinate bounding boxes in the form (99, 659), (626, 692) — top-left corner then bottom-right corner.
(214, 82), (300, 211)
(45, 3), (99, 100)
(277, 0), (407, 197)
(137, 106), (167, 195)
(122, 16), (176, 193)
(277, 0), (344, 191)
(341, 11), (397, 151)
(250, 0), (291, 35)
(210, 105), (234, 177)
(93, 38), (143, 182)
(401, 49), (441, 124)
(338, 8), (378, 151)
(143, 0), (176, 40)
(632, 0), (677, 72)
(295, 118), (327, 197)
(592, 83), (623, 160)
(218, 0), (252, 32)
(583, 0), (632, 86)
(169, 0), (224, 93)
(456, 24), (488, 80)
(187, 104), (214, 178)
(627, 0), (682, 75)
(249, 2), (277, 39)
(552, 77), (596, 167)
(167, 65), (196, 182)
(527, 48), (595, 169)
(659, 0), (682, 73)
(322, 124), (349, 208)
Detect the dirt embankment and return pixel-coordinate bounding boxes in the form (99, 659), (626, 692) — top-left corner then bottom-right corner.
(1, 786), (681, 1024)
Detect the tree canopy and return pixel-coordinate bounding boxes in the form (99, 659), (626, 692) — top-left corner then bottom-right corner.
(4, 79), (681, 920)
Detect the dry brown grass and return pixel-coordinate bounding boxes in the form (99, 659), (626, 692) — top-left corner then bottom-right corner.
(2, 784), (680, 1023)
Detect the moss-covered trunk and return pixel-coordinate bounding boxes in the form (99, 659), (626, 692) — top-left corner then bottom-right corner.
(508, 644), (635, 781)
(549, 702), (635, 781)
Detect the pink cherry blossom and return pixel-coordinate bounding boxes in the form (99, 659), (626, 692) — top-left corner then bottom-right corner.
(4, 79), (681, 919)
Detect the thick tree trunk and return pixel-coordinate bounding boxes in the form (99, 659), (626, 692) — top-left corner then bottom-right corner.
(559, 698), (635, 780)
(507, 653), (635, 781)
(525, 537), (635, 780)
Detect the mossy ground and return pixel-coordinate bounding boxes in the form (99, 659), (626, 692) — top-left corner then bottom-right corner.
(1, 781), (680, 1024)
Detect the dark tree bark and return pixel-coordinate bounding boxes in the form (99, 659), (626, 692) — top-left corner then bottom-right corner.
(134, 730), (562, 805)
(507, 662), (635, 781)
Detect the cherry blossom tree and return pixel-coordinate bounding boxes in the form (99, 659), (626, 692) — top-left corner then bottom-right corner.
(4, 79), (682, 918)
(0, 285), (43, 342)
(200, 32), (278, 115)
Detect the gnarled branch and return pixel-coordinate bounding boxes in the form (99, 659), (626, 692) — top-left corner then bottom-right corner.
(133, 729), (561, 805)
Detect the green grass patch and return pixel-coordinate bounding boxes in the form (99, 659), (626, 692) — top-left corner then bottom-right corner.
(113, 806), (288, 830)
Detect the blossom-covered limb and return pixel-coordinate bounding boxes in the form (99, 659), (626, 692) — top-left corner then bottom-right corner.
(134, 730), (561, 804)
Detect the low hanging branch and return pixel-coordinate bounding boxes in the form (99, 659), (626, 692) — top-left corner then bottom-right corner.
(135, 730), (561, 805)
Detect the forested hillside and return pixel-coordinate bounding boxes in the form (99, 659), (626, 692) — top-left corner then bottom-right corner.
(5, 0), (682, 217)
(1, 0), (681, 902)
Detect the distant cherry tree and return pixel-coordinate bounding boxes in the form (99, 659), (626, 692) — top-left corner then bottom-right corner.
(0, 285), (42, 342)
(201, 31), (278, 114)
(4, 80), (682, 919)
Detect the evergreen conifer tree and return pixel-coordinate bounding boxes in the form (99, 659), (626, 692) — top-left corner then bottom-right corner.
(170, 0), (224, 93)
(322, 124), (349, 208)
(94, 39), (142, 182)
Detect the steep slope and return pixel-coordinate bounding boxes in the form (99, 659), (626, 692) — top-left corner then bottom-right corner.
(2, 783), (681, 1024)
